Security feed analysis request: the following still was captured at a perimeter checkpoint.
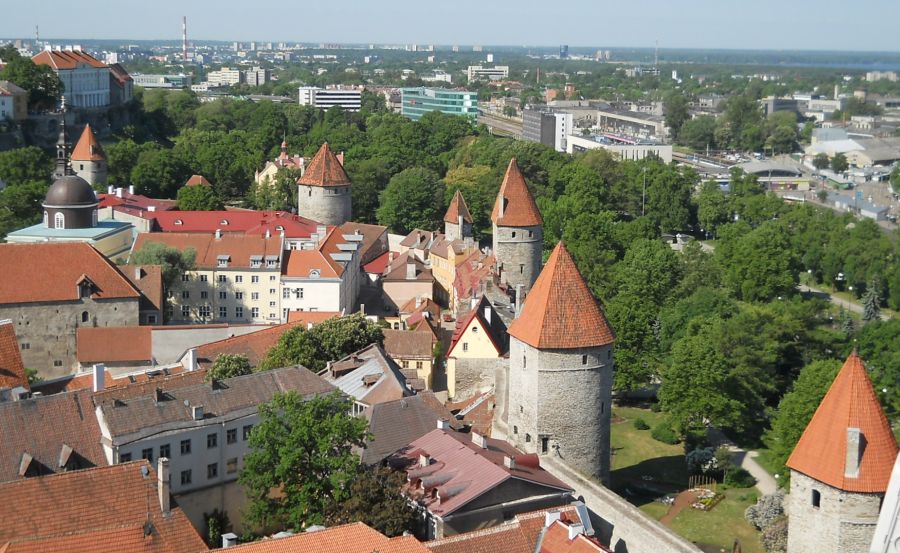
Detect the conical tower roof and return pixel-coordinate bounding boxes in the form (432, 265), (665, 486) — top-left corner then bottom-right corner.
(70, 124), (106, 162)
(491, 158), (543, 227)
(297, 143), (351, 187)
(787, 351), (898, 493)
(444, 190), (473, 224)
(508, 241), (614, 349)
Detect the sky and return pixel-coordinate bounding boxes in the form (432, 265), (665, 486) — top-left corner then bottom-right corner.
(3, 0), (899, 52)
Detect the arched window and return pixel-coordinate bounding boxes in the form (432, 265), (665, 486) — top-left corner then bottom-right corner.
(81, 311), (89, 323)
(54, 212), (65, 229)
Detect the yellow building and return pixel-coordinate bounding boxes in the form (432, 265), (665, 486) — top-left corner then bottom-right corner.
(429, 235), (478, 307)
(445, 296), (508, 399)
(383, 328), (436, 389)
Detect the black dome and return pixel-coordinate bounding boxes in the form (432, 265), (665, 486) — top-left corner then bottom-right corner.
(43, 175), (97, 207)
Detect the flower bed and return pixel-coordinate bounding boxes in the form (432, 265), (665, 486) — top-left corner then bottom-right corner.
(689, 488), (724, 511)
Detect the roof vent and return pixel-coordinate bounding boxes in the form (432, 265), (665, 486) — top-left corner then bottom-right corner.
(154, 388), (166, 404)
(471, 432), (487, 448)
(503, 455), (516, 470)
(221, 533), (239, 548)
(437, 419), (449, 430)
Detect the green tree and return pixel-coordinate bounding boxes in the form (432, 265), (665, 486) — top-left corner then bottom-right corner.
(664, 92), (690, 137)
(177, 183), (224, 210)
(248, 167), (298, 211)
(831, 153), (849, 173)
(240, 392), (369, 532)
(0, 147), (52, 186)
(677, 116), (717, 151)
(857, 319), (900, 416)
(0, 47), (63, 111)
(891, 165), (900, 193)
(129, 242), (196, 296)
(862, 278), (882, 323)
(260, 313), (384, 372)
(0, 180), (47, 239)
(696, 181), (729, 237)
(346, 158), (391, 224)
(764, 359), (842, 472)
(130, 146), (191, 198)
(326, 467), (419, 537)
(812, 153), (830, 171)
(717, 222), (799, 302)
(206, 354), (252, 381)
(106, 139), (146, 187)
(376, 167), (445, 234)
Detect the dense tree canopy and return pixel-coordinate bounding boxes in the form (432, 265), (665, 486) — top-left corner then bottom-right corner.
(206, 354), (252, 382)
(176, 183), (223, 211)
(0, 46), (63, 111)
(376, 167), (445, 234)
(259, 313), (384, 372)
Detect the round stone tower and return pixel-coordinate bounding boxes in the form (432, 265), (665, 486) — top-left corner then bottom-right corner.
(70, 124), (107, 186)
(296, 143), (352, 226)
(492, 158), (543, 296)
(505, 241), (616, 484)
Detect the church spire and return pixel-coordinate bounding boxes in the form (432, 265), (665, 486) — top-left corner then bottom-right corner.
(54, 97), (70, 177)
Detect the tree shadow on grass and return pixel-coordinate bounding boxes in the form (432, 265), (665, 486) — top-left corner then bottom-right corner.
(611, 454), (689, 505)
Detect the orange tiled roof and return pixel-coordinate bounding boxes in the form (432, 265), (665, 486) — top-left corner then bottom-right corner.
(0, 321), (28, 392)
(70, 124), (105, 161)
(196, 318), (336, 369)
(121, 264), (164, 313)
(0, 243), (140, 305)
(76, 326), (152, 364)
(508, 242), (614, 349)
(491, 158), (543, 227)
(185, 174), (211, 187)
(445, 190), (473, 224)
(132, 233), (282, 270)
(209, 522), (429, 552)
(32, 50), (107, 70)
(786, 351), (899, 493)
(297, 143), (351, 187)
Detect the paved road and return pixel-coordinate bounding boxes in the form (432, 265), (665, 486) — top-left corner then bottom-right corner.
(728, 448), (778, 496)
(798, 283), (891, 321)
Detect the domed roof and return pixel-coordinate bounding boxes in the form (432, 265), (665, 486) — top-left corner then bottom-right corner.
(43, 175), (97, 207)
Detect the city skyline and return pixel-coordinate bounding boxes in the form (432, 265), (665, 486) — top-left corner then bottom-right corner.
(2, 0), (900, 52)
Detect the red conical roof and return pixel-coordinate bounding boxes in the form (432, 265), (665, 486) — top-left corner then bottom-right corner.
(787, 351), (898, 493)
(491, 158), (543, 227)
(70, 124), (105, 161)
(444, 190), (473, 224)
(297, 143), (351, 187)
(508, 242), (615, 349)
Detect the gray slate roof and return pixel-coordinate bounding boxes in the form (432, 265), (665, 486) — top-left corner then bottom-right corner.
(361, 392), (459, 466)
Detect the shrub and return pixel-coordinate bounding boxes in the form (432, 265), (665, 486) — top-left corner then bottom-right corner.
(650, 402), (662, 412)
(633, 418), (650, 430)
(685, 447), (717, 475)
(651, 423), (679, 445)
(761, 516), (788, 553)
(745, 490), (785, 530)
(725, 466), (757, 488)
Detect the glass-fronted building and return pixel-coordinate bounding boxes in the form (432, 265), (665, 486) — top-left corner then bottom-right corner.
(401, 87), (478, 121)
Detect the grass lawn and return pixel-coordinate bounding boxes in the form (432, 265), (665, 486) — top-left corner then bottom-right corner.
(667, 487), (763, 553)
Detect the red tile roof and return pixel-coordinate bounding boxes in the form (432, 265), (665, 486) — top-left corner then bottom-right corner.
(76, 326), (152, 364)
(147, 210), (320, 238)
(538, 519), (611, 553)
(787, 351), (899, 493)
(508, 242), (614, 349)
(283, 248), (341, 278)
(121, 264), (164, 313)
(70, 124), (105, 161)
(132, 233), (282, 270)
(363, 251), (391, 274)
(453, 252), (495, 304)
(0, 243), (140, 305)
(184, 174), (211, 187)
(297, 143), (351, 187)
(384, 254), (433, 282)
(0, 461), (206, 553)
(340, 222), (388, 265)
(491, 159), (543, 227)
(33, 365), (187, 395)
(446, 392), (496, 437)
(209, 522), (429, 552)
(444, 190), (473, 224)
(32, 50), (107, 70)
(97, 191), (177, 216)
(195, 318), (337, 369)
(285, 311), (342, 325)
(0, 321), (28, 392)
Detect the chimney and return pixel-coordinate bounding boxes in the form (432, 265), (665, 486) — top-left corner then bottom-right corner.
(484, 304), (491, 324)
(92, 363), (106, 392)
(437, 419), (449, 430)
(337, 152), (345, 166)
(503, 455), (516, 470)
(544, 510), (562, 528)
(157, 457), (170, 515)
(415, 295), (422, 309)
(265, 228), (271, 239)
(221, 533), (239, 548)
(845, 427), (864, 478)
(388, 251), (395, 264)
(184, 348), (198, 372)
(115, 187), (123, 198)
(471, 432), (487, 448)
(191, 405), (204, 420)
(406, 261), (416, 280)
(128, 185), (134, 195)
(148, 205), (156, 212)
(215, 229), (222, 239)
(419, 453), (431, 467)
(567, 522), (585, 540)
(134, 267), (144, 280)
(107, 185), (114, 194)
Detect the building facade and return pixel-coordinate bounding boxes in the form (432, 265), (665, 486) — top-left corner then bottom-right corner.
(523, 107), (573, 152)
(491, 159), (544, 295)
(297, 86), (362, 111)
(0, 81), (27, 122)
(401, 88), (478, 121)
(466, 65), (510, 82)
(32, 49), (111, 108)
(280, 227), (361, 319)
(132, 74), (193, 88)
(70, 124), (107, 186)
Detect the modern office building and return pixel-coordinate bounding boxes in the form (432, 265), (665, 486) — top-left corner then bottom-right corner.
(523, 107), (573, 152)
(466, 65), (509, 82)
(132, 73), (192, 89)
(297, 86), (362, 111)
(401, 88), (478, 121)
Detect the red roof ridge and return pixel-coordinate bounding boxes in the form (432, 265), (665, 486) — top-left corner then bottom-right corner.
(70, 124), (105, 161)
(297, 143), (351, 187)
(508, 242), (614, 349)
(185, 174), (211, 187)
(444, 190), (474, 224)
(491, 158), (543, 227)
(786, 351), (899, 493)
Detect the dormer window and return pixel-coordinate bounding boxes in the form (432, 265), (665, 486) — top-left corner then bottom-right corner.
(309, 269), (320, 278)
(174, 219), (183, 225)
(217, 255), (230, 268)
(265, 256), (279, 268)
(220, 219), (229, 225)
(250, 255), (263, 268)
(275, 225), (284, 231)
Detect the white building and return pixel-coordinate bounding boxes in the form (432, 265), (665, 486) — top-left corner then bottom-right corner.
(132, 74), (192, 89)
(422, 70), (453, 84)
(206, 67), (243, 87)
(280, 227), (361, 319)
(567, 134), (674, 163)
(467, 65), (509, 82)
(32, 48), (110, 108)
(243, 67), (271, 87)
(297, 86), (363, 111)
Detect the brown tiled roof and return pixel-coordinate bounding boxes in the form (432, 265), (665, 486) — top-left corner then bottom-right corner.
(195, 319), (336, 370)
(70, 124), (105, 161)
(384, 329), (433, 360)
(340, 222), (388, 265)
(184, 174), (211, 187)
(120, 264), (164, 313)
(108, 62), (133, 85)
(297, 143), (351, 187)
(399, 296), (441, 319)
(491, 158), (543, 227)
(384, 254), (433, 282)
(285, 311), (342, 325)
(400, 229), (436, 250)
(283, 248), (341, 278)
(132, 233), (282, 270)
(0, 321), (28, 392)
(787, 351), (899, 493)
(444, 190), (473, 224)
(362, 392), (460, 465)
(453, 252), (495, 303)
(323, 344), (412, 407)
(92, 369), (208, 404)
(76, 327), (152, 364)
(446, 392), (496, 437)
(32, 50), (107, 70)
(428, 506), (579, 553)
(33, 365), (187, 395)
(0, 389), (106, 482)
(0, 461), (206, 553)
(209, 522), (429, 553)
(508, 242), (614, 349)
(0, 243), (140, 305)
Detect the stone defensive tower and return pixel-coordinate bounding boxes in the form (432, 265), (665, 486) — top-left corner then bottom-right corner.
(70, 124), (107, 186)
(444, 189), (473, 241)
(504, 241), (616, 484)
(296, 143), (351, 226)
(492, 158), (543, 297)
(786, 351), (899, 553)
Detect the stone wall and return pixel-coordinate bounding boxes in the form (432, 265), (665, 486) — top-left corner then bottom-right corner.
(787, 470), (883, 553)
(73, 159), (107, 186)
(450, 357), (503, 401)
(297, 184), (351, 226)
(0, 298), (139, 378)
(492, 223), (542, 293)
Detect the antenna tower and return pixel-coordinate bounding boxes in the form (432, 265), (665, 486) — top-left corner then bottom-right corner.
(654, 39), (659, 68)
(182, 16), (188, 62)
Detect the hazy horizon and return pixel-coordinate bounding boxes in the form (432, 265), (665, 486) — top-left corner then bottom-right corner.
(3, 0), (899, 53)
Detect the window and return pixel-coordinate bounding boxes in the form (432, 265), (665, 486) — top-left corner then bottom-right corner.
(525, 433), (532, 443)
(513, 426), (518, 434)
(120, 452), (132, 462)
(243, 425), (253, 440)
(269, 275), (277, 281)
(227, 428), (237, 444)
(283, 288), (290, 299)
(401, 360), (409, 369)
(528, 230), (534, 238)
(226, 458), (238, 474)
(182, 305), (190, 317)
(471, 326), (478, 333)
(269, 288), (276, 295)
(601, 402), (604, 414)
(207, 433), (218, 449)
(219, 291), (227, 300)
(582, 354), (588, 365)
(20, 343), (29, 350)
(511, 231), (516, 238)
(207, 463), (218, 479)
(182, 290), (190, 299)
(519, 264), (524, 274)
(54, 212), (65, 229)
(180, 439), (191, 455)
(81, 311), (89, 323)
(251, 260), (261, 268)
(235, 292), (243, 300)
(218, 275), (227, 283)
(251, 276), (259, 283)
(160, 444), (170, 458)
(180, 470), (192, 485)
(523, 356), (526, 368)
(147, 315), (157, 324)
(520, 405), (524, 413)
(200, 291), (208, 299)
(812, 489), (821, 508)
(141, 448), (153, 462)
(251, 307), (259, 318)
(200, 275), (208, 282)
(235, 276), (243, 283)
(269, 301), (276, 308)
(217, 259), (227, 268)
(462, 342), (469, 352)
(199, 305), (211, 318)
(541, 436), (549, 454)
(416, 361), (423, 369)
(235, 307), (243, 318)
(296, 288), (304, 299)
(251, 293), (259, 300)
(54, 360), (63, 367)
